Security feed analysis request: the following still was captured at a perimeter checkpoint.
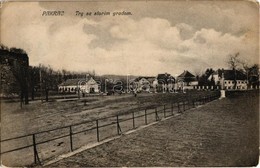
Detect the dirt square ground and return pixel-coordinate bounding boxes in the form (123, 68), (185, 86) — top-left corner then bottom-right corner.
(49, 92), (259, 167)
(1, 91), (218, 166)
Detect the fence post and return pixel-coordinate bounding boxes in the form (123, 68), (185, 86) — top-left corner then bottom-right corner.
(163, 105), (166, 118)
(69, 126), (73, 152)
(187, 100), (190, 110)
(193, 99), (195, 108)
(32, 134), (41, 165)
(96, 120), (100, 142)
(116, 115), (122, 135)
(155, 107), (159, 121)
(183, 101), (185, 111)
(178, 102), (181, 113)
(132, 112), (135, 128)
(171, 103), (173, 115)
(145, 109), (147, 125)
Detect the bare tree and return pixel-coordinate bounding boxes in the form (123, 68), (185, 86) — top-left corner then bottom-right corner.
(227, 52), (240, 89)
(228, 52), (240, 70)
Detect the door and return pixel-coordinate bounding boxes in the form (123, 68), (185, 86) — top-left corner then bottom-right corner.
(90, 87), (95, 93)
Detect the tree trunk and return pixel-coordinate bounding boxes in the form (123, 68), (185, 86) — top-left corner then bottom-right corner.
(45, 88), (49, 102)
(24, 83), (29, 104)
(31, 86), (35, 101)
(20, 91), (23, 108)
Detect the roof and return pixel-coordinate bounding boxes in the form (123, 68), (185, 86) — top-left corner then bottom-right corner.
(59, 77), (96, 86)
(157, 73), (175, 84)
(177, 70), (197, 82)
(134, 76), (156, 83)
(216, 69), (247, 80)
(178, 70), (195, 78)
(157, 74), (166, 80)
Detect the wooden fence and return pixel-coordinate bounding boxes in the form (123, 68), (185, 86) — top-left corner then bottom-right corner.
(0, 92), (220, 166)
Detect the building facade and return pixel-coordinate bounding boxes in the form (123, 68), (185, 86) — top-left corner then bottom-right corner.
(156, 73), (175, 92)
(208, 69), (248, 90)
(130, 76), (156, 92)
(58, 76), (100, 93)
(177, 70), (198, 90)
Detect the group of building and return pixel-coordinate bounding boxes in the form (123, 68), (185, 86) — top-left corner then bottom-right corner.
(58, 69), (251, 94)
(130, 71), (198, 93)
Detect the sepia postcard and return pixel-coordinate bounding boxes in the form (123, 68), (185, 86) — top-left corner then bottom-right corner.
(0, 0), (259, 167)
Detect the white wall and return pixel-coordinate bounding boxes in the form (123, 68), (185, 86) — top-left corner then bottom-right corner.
(224, 80), (248, 90)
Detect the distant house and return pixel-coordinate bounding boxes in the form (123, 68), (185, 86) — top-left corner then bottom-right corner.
(177, 70), (198, 89)
(208, 69), (248, 90)
(131, 76), (156, 92)
(58, 76), (100, 93)
(155, 73), (175, 92)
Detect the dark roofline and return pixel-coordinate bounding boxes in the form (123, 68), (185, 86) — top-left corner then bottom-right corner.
(58, 77), (97, 86)
(178, 70), (195, 78)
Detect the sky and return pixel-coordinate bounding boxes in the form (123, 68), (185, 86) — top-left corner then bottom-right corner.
(1, 1), (259, 76)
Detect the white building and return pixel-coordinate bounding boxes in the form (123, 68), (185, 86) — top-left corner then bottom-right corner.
(58, 77), (100, 93)
(208, 69), (248, 90)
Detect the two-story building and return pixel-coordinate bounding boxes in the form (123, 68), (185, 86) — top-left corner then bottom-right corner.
(208, 69), (248, 90)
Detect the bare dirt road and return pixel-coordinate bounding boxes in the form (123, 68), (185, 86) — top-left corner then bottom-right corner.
(49, 92), (259, 167)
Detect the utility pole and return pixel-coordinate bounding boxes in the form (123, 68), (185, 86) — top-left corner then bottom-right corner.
(40, 69), (43, 103)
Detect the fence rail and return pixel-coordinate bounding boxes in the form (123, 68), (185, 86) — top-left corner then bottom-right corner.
(1, 91), (221, 166)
